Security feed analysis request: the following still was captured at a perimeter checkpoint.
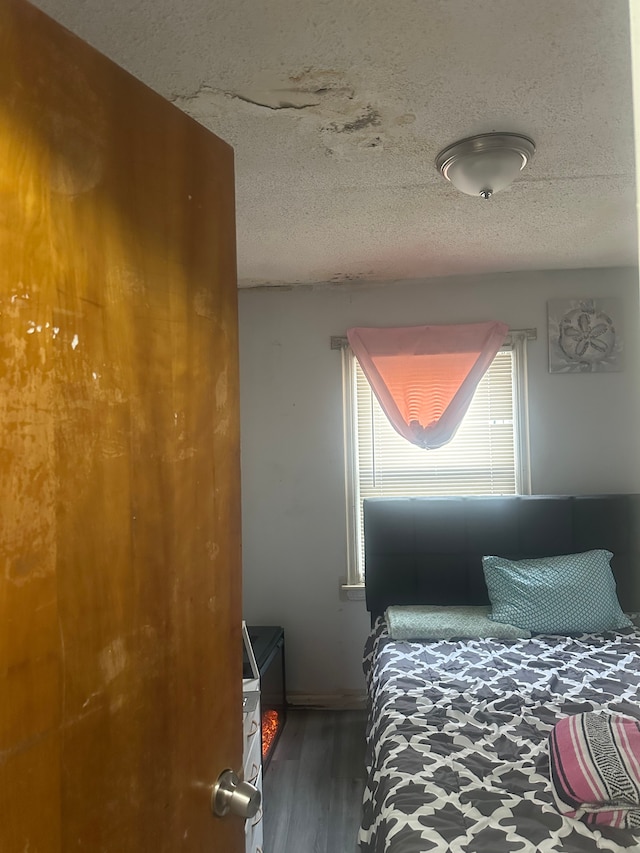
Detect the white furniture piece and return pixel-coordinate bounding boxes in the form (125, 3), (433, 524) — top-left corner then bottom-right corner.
(242, 623), (264, 853)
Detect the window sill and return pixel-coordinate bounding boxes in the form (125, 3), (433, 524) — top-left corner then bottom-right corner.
(340, 583), (365, 601)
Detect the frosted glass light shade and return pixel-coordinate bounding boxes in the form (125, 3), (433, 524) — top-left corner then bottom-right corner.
(436, 133), (535, 199)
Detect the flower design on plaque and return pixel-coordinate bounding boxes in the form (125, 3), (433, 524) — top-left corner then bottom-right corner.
(548, 298), (623, 373)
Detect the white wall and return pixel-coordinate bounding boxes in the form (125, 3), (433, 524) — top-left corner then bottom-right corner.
(238, 267), (640, 703)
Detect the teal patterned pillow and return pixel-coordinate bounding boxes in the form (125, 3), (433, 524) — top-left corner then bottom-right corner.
(482, 550), (632, 634)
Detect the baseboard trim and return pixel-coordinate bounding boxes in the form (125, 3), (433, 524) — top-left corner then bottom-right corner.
(286, 691), (367, 710)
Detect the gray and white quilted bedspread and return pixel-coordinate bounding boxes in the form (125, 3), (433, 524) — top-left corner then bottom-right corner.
(359, 619), (640, 852)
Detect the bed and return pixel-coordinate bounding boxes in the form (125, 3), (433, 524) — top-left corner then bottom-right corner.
(359, 495), (640, 853)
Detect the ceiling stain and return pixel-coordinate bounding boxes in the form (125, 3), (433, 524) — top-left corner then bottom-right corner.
(170, 68), (419, 159)
(324, 104), (382, 134)
(330, 270), (375, 283)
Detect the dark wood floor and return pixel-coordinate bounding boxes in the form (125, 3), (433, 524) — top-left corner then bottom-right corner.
(262, 709), (367, 853)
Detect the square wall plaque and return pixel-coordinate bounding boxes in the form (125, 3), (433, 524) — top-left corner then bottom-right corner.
(548, 298), (623, 373)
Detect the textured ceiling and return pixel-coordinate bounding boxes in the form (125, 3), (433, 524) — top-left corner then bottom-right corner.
(30, 0), (638, 286)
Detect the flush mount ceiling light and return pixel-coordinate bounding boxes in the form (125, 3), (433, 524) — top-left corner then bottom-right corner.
(435, 132), (536, 199)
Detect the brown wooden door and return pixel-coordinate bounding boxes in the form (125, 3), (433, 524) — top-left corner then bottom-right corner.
(0, 2), (244, 851)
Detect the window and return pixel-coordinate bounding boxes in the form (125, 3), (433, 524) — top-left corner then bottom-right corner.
(342, 333), (531, 586)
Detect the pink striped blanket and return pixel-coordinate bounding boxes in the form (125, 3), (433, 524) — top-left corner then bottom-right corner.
(549, 713), (640, 829)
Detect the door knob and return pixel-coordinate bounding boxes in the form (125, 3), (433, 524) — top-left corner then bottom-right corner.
(212, 769), (261, 819)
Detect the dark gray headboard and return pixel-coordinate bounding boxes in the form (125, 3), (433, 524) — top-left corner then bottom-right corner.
(364, 494), (640, 620)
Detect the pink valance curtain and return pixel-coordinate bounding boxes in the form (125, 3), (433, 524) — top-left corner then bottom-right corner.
(347, 321), (509, 449)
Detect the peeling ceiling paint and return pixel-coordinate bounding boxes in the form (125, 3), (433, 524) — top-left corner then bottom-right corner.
(30, 0), (638, 286)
